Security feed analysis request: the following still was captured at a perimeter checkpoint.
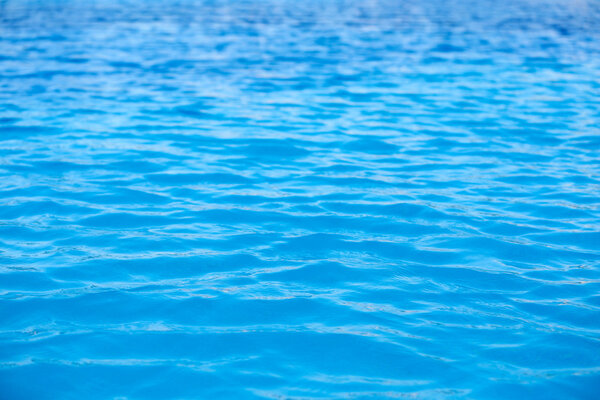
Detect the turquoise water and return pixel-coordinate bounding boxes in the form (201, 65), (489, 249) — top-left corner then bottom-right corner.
(1, 0), (600, 398)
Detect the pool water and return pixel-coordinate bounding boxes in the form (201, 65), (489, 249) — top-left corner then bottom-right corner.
(1, 0), (599, 398)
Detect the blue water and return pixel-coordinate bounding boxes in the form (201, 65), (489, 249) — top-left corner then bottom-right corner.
(1, 0), (600, 398)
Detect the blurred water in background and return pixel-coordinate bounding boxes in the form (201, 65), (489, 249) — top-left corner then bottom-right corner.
(1, 0), (600, 398)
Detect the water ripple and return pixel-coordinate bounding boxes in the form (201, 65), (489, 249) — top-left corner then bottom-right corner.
(1, 0), (600, 399)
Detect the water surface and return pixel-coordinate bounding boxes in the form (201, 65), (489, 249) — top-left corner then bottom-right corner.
(1, 0), (600, 398)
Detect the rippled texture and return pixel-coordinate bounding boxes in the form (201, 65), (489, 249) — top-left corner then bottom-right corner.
(1, 0), (600, 398)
